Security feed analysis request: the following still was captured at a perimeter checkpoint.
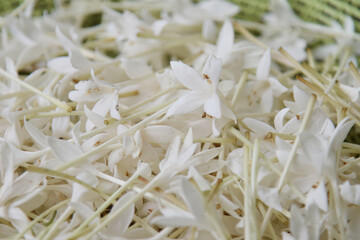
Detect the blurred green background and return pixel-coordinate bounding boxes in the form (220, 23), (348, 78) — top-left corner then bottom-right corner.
(1, 0), (360, 32)
(0, 0), (359, 32)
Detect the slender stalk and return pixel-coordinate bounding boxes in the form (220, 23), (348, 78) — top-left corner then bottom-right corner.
(277, 94), (316, 190)
(25, 165), (108, 199)
(349, 61), (360, 83)
(325, 47), (351, 93)
(250, 138), (259, 240)
(243, 137), (251, 240)
(231, 71), (248, 108)
(0, 68), (72, 112)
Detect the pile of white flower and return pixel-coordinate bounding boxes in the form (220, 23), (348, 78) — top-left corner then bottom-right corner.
(1, 0), (360, 239)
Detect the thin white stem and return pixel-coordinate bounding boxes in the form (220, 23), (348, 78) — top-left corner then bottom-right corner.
(0, 68), (72, 112)
(276, 94), (317, 190)
(231, 71), (248, 108)
(325, 47), (351, 94)
(243, 140), (251, 240)
(250, 138), (259, 240)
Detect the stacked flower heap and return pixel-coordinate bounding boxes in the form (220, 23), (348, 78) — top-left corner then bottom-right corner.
(1, 0), (360, 239)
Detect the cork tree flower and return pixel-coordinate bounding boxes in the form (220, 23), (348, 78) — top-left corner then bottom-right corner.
(166, 55), (235, 121)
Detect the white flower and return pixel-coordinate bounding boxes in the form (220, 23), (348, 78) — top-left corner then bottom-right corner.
(166, 55), (235, 120)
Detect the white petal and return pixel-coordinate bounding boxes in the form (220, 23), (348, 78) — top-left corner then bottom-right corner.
(141, 125), (182, 145)
(56, 26), (76, 52)
(338, 83), (360, 102)
(70, 50), (90, 70)
(166, 91), (205, 116)
(212, 118), (220, 137)
(104, 191), (136, 236)
(180, 178), (206, 225)
(52, 112), (70, 139)
(202, 55), (222, 88)
(72, 172), (99, 202)
(282, 231), (295, 240)
(216, 19), (234, 60)
(152, 19), (168, 35)
(0, 224), (17, 239)
(243, 118), (275, 138)
(47, 56), (77, 74)
(299, 132), (326, 174)
(170, 61), (205, 90)
(256, 49), (271, 81)
(293, 86), (310, 111)
(261, 88), (273, 112)
(195, 160), (225, 175)
(47, 136), (83, 162)
(290, 205), (308, 240)
(198, 1), (240, 21)
(344, 16), (355, 34)
(202, 19), (217, 42)
(257, 186), (283, 211)
(70, 202), (94, 221)
(110, 94), (121, 120)
(188, 167), (210, 191)
(0, 207), (29, 233)
(274, 108), (290, 131)
(346, 207), (360, 240)
(340, 181), (360, 205)
(204, 93), (221, 118)
(306, 180), (328, 211)
(227, 148), (244, 178)
(122, 58), (153, 79)
(152, 216), (197, 227)
(193, 148), (221, 165)
(84, 105), (106, 131)
(327, 118), (354, 159)
(24, 120), (47, 148)
(269, 77), (287, 96)
(218, 80), (234, 96)
(0, 143), (14, 201)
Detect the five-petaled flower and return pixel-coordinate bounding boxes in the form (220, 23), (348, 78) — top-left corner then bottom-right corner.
(166, 55), (235, 121)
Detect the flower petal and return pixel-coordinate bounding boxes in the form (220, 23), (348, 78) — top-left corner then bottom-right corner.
(204, 93), (221, 118)
(202, 19), (217, 42)
(180, 178), (207, 225)
(216, 20), (234, 61)
(256, 49), (271, 81)
(166, 91), (205, 116)
(202, 55), (222, 88)
(170, 61), (205, 90)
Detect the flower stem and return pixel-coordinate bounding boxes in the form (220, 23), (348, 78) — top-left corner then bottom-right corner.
(0, 68), (72, 112)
